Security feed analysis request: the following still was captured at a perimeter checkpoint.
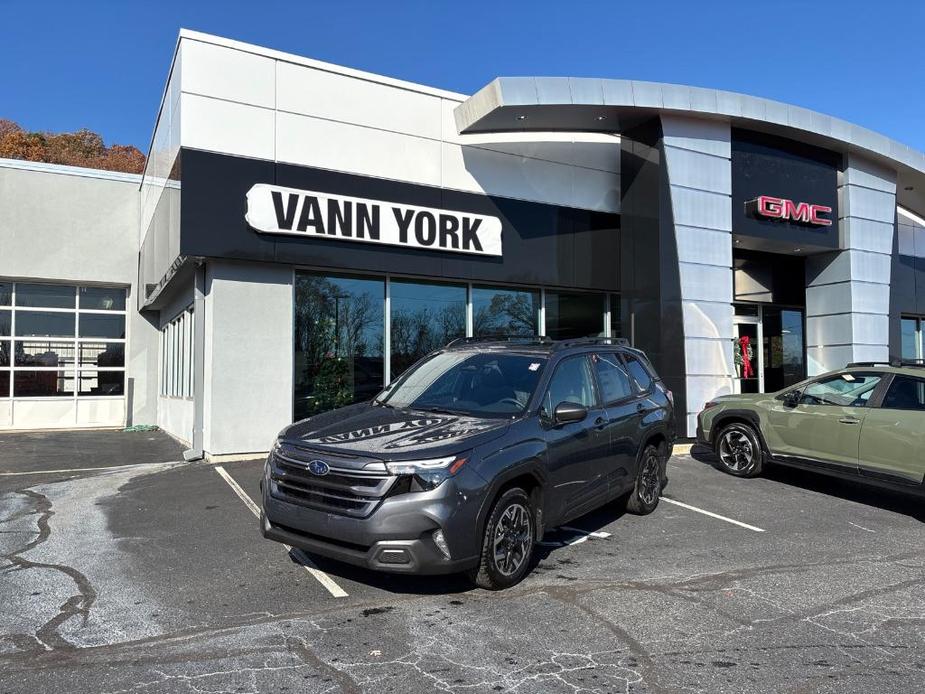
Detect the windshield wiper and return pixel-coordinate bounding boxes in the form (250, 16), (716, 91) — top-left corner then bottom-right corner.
(414, 406), (468, 417)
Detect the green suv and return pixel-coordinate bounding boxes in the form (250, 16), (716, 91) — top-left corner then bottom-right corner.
(696, 361), (925, 496)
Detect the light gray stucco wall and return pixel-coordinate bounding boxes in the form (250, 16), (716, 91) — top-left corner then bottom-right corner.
(203, 261), (293, 457)
(0, 162), (159, 427)
(806, 155), (896, 373)
(660, 116), (736, 436)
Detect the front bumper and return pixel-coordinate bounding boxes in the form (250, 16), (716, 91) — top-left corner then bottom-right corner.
(261, 466), (484, 575)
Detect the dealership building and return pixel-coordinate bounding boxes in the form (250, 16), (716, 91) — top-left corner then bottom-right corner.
(2, 29), (925, 456)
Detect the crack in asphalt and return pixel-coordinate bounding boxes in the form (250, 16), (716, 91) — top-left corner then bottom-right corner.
(2, 489), (98, 653)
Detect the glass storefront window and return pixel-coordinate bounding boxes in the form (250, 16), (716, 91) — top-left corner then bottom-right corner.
(78, 314), (126, 339)
(901, 318), (922, 360)
(79, 286), (126, 311)
(0, 283), (10, 306)
(293, 273), (384, 421)
(16, 311), (75, 338)
(79, 342), (125, 368)
(14, 341), (76, 367)
(545, 291), (605, 340)
(472, 286), (540, 338)
(15, 283), (75, 309)
(390, 280), (466, 379)
(0, 371), (8, 397)
(0, 311), (9, 336)
(77, 371), (125, 396)
(0, 341), (9, 367)
(13, 370), (75, 397)
(609, 294), (623, 338)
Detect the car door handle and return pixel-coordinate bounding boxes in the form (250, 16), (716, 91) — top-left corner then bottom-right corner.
(839, 417), (860, 425)
(594, 416), (606, 430)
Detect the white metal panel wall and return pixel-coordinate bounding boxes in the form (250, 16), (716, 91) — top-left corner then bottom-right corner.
(661, 116), (736, 436)
(806, 155), (897, 373)
(174, 35), (620, 214)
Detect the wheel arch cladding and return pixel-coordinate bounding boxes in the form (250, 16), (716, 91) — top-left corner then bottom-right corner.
(479, 469), (545, 543)
(714, 412), (768, 452)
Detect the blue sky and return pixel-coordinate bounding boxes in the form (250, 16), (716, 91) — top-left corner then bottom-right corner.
(2, 1), (923, 153)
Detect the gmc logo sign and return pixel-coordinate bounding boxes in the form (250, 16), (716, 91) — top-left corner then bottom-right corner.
(746, 195), (833, 227)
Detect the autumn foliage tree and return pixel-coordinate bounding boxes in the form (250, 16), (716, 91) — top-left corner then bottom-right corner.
(0, 119), (146, 174)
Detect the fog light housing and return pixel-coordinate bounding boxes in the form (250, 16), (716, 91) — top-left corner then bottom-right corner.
(432, 529), (451, 559)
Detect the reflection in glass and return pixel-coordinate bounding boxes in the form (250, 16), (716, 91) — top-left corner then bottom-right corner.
(761, 307), (805, 392)
(0, 283), (10, 306)
(901, 318), (919, 360)
(390, 280), (466, 379)
(13, 370), (75, 397)
(79, 314), (125, 339)
(78, 371), (125, 396)
(472, 286), (539, 338)
(293, 273), (384, 421)
(16, 283), (75, 309)
(79, 287), (126, 311)
(544, 291), (605, 340)
(0, 341), (9, 367)
(14, 341), (76, 367)
(16, 311), (75, 338)
(0, 371), (7, 397)
(79, 342), (125, 367)
(0, 310), (9, 336)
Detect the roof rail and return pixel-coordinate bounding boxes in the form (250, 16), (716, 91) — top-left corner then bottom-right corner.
(847, 359), (925, 369)
(445, 335), (553, 348)
(551, 337), (631, 351)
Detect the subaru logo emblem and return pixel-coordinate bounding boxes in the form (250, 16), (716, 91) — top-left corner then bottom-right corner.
(307, 459), (330, 476)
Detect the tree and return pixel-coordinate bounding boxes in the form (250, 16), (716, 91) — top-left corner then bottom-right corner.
(0, 119), (145, 174)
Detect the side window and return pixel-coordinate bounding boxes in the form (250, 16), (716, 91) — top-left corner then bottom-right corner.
(622, 353), (653, 392)
(543, 356), (597, 414)
(592, 352), (634, 404)
(881, 376), (925, 411)
(799, 373), (882, 408)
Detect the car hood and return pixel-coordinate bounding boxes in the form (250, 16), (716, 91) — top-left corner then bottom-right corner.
(278, 402), (512, 460)
(710, 393), (768, 407)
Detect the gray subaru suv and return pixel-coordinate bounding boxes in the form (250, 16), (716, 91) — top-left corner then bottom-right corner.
(261, 337), (675, 589)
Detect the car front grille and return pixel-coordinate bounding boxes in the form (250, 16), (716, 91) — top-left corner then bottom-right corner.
(269, 444), (395, 518)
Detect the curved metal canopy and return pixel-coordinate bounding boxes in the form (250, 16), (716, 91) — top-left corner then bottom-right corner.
(454, 77), (925, 209)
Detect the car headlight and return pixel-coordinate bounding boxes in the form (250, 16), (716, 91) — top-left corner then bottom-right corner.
(385, 455), (468, 491)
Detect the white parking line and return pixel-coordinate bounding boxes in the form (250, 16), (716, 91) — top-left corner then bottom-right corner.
(0, 461), (182, 476)
(214, 465), (348, 598)
(660, 497), (766, 533)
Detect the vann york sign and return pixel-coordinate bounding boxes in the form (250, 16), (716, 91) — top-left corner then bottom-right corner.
(746, 195), (833, 227)
(245, 184), (503, 257)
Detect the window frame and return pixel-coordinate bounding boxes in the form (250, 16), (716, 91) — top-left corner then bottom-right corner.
(790, 371), (888, 409)
(591, 351), (637, 406)
(879, 373), (925, 412)
(0, 281), (128, 401)
(539, 353), (601, 417)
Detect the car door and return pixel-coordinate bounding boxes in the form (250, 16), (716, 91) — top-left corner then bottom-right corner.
(589, 351), (639, 492)
(541, 354), (611, 520)
(858, 374), (925, 485)
(765, 371), (884, 470)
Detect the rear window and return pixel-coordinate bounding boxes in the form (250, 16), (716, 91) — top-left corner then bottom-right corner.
(623, 353), (653, 392)
(881, 376), (925, 411)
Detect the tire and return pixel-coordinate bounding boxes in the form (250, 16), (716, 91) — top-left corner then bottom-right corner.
(714, 422), (764, 478)
(625, 443), (664, 515)
(469, 488), (535, 590)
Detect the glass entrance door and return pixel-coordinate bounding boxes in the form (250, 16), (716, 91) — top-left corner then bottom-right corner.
(733, 305), (806, 394)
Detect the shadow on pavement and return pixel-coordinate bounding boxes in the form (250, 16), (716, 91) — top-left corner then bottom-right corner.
(690, 443), (924, 522)
(292, 502), (629, 595)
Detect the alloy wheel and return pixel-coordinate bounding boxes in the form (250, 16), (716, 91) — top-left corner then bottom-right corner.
(638, 451), (661, 506)
(492, 503), (532, 577)
(719, 430), (755, 471)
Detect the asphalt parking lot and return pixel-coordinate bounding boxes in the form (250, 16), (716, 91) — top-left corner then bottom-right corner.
(0, 431), (922, 693)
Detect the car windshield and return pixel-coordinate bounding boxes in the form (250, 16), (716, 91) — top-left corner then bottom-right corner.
(378, 351), (547, 417)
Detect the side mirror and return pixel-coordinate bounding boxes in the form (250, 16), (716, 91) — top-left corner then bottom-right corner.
(554, 401), (588, 425)
(782, 390), (801, 408)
